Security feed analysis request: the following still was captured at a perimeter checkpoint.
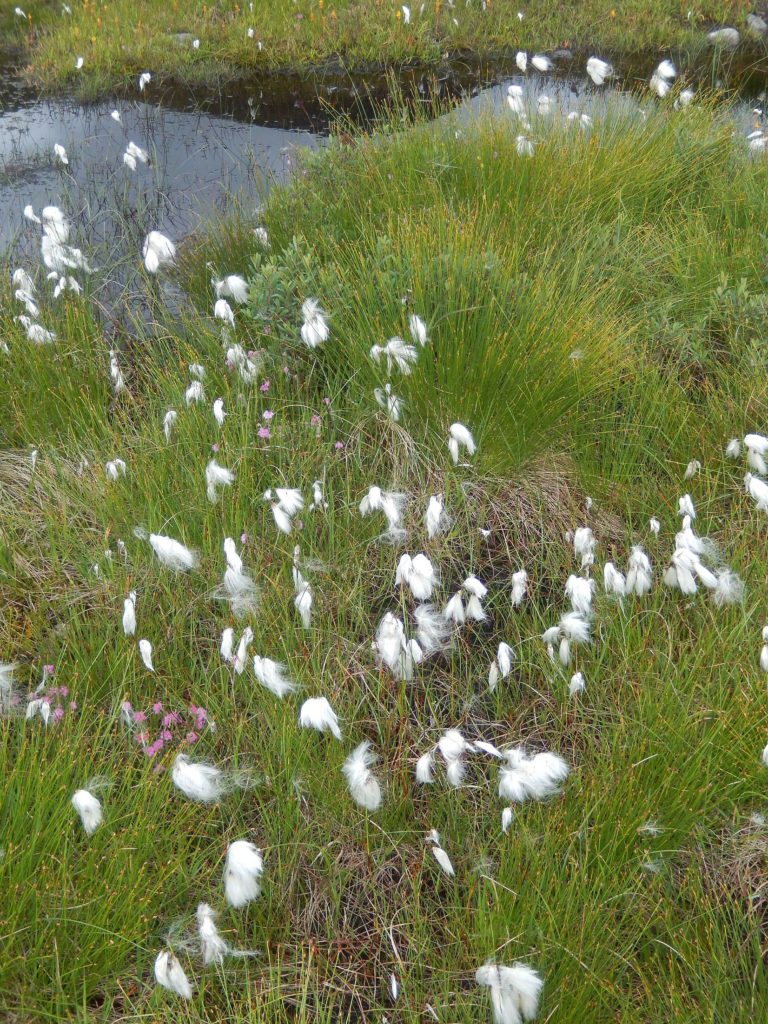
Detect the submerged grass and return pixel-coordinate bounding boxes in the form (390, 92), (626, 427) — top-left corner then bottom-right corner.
(12, 0), (768, 95)
(1, 91), (768, 1022)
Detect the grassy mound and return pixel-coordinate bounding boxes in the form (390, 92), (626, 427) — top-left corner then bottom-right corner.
(1, 94), (767, 1022)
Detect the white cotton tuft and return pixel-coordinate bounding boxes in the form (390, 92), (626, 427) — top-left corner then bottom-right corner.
(299, 696), (341, 739)
(185, 380), (205, 405)
(712, 568), (745, 607)
(220, 627), (234, 663)
(603, 562), (626, 598)
(725, 438), (741, 459)
(196, 903), (229, 965)
(395, 552), (437, 601)
(71, 788), (103, 835)
(163, 409), (177, 441)
(342, 741), (382, 811)
(300, 298), (329, 348)
(501, 807), (514, 834)
(413, 603), (452, 655)
(587, 56), (613, 84)
(573, 526), (596, 568)
(443, 591), (465, 624)
(625, 546), (652, 597)
(565, 574), (596, 615)
(409, 313), (428, 346)
(294, 582), (313, 629)
(142, 230), (175, 273)
(678, 494), (696, 519)
(138, 639), (154, 672)
(206, 459), (235, 502)
(569, 671), (585, 696)
(649, 517), (661, 535)
(498, 746), (570, 804)
(253, 655), (297, 698)
(448, 422), (476, 464)
(172, 753), (225, 802)
(233, 627), (253, 675)
(122, 591), (137, 636)
(745, 472), (768, 511)
(224, 840), (264, 908)
(134, 528), (199, 572)
(154, 951), (192, 999)
(425, 493), (449, 538)
(476, 961), (543, 1024)
(416, 749), (436, 783)
(429, 833), (455, 877)
(215, 275), (249, 304)
(510, 569), (528, 608)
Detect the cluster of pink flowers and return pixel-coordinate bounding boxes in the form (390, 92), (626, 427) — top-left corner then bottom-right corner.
(23, 667), (77, 724)
(121, 700), (213, 759)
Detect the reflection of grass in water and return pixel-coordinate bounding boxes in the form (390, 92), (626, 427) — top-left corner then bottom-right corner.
(1, 95), (768, 1022)
(0, 148), (53, 186)
(23, 0), (768, 95)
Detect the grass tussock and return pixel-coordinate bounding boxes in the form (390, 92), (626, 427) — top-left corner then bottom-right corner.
(1, 93), (768, 1022)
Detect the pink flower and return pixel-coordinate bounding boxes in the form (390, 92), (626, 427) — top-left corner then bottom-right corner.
(240, 531), (249, 544)
(133, 710), (147, 723)
(185, 731), (199, 744)
(59, 686), (68, 697)
(152, 702), (163, 715)
(262, 409), (275, 420)
(310, 413), (321, 427)
(162, 728), (173, 741)
(258, 426), (271, 439)
(260, 379), (270, 393)
(335, 441), (344, 450)
(323, 397), (330, 406)
(52, 706), (65, 722)
(121, 700), (133, 713)
(69, 701), (77, 711)
(43, 664), (54, 676)
(211, 442), (220, 453)
(282, 365), (290, 375)
(136, 731), (149, 745)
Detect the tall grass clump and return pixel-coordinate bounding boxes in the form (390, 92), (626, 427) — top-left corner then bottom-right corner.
(1, 90), (768, 1023)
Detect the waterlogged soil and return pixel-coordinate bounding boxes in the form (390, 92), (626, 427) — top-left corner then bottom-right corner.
(1, 43), (766, 259)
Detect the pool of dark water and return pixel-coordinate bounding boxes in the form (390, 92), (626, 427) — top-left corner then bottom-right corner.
(1, 45), (765, 268)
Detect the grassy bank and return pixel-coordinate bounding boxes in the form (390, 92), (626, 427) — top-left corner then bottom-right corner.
(2, 92), (768, 1022)
(8, 1), (767, 95)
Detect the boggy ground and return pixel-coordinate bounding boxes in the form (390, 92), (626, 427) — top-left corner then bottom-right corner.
(1, 90), (768, 1022)
(5, 0), (768, 96)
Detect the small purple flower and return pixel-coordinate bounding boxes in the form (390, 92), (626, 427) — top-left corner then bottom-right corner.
(121, 700), (133, 714)
(185, 731), (199, 744)
(323, 397), (330, 406)
(262, 409), (275, 421)
(59, 686), (69, 697)
(335, 441), (344, 450)
(211, 442), (220, 453)
(133, 710), (147, 723)
(152, 701), (163, 715)
(240, 531), (249, 544)
(310, 413), (321, 427)
(52, 706), (65, 722)
(162, 728), (173, 741)
(43, 664), (55, 676)
(260, 379), (270, 393)
(258, 426), (271, 439)
(282, 365), (290, 375)
(69, 701), (77, 711)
